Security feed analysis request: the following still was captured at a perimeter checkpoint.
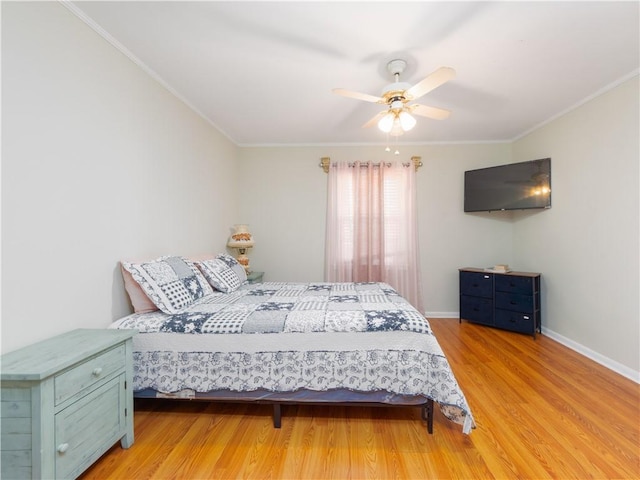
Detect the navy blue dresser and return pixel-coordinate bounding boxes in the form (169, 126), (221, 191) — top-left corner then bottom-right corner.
(459, 267), (541, 338)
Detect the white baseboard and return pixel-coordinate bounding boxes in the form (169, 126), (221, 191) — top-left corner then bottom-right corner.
(424, 313), (640, 384)
(425, 311), (459, 319)
(541, 327), (640, 384)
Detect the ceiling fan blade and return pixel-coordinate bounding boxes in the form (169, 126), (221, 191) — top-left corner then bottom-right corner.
(362, 111), (387, 128)
(333, 88), (384, 103)
(405, 67), (456, 100)
(409, 104), (451, 120)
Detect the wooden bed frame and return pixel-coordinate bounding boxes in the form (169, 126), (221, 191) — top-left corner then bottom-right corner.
(266, 399), (434, 433)
(135, 390), (435, 434)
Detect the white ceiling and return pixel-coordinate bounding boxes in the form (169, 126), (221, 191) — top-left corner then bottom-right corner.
(67, 1), (639, 146)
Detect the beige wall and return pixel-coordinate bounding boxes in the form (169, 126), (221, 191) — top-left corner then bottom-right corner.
(237, 77), (640, 378)
(512, 76), (639, 376)
(237, 143), (514, 315)
(2, 3), (638, 380)
(1, 2), (239, 352)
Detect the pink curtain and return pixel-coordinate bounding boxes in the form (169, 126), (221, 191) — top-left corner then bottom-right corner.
(325, 161), (424, 312)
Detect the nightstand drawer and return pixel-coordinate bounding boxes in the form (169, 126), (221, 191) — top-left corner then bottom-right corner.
(495, 275), (533, 295)
(495, 309), (534, 334)
(55, 344), (125, 406)
(460, 295), (493, 325)
(55, 375), (125, 479)
(460, 271), (493, 298)
(495, 291), (534, 313)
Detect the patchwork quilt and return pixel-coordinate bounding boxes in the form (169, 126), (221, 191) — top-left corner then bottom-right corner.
(115, 282), (430, 335)
(110, 282), (475, 434)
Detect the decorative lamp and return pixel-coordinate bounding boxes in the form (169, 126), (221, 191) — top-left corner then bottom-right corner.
(227, 224), (255, 272)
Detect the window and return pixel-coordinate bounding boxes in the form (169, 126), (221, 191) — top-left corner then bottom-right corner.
(325, 161), (423, 311)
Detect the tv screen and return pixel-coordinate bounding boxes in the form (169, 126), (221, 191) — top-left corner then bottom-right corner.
(464, 158), (551, 212)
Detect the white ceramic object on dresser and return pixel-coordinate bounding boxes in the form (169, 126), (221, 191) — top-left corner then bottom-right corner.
(1, 329), (137, 479)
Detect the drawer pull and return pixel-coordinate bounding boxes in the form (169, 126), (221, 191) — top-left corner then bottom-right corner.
(483, 275), (490, 279)
(510, 301), (517, 305)
(524, 316), (530, 320)
(92, 367), (103, 377)
(57, 443), (69, 454)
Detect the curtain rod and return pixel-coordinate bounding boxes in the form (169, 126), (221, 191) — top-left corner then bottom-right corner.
(319, 156), (422, 174)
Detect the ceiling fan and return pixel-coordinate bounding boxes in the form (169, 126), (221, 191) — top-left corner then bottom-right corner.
(333, 59), (455, 136)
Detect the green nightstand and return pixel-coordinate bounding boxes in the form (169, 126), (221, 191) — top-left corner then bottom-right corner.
(247, 271), (264, 283)
(1, 329), (136, 479)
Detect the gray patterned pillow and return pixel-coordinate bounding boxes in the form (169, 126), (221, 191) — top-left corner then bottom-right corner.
(196, 258), (242, 293)
(122, 256), (213, 313)
(215, 253), (247, 284)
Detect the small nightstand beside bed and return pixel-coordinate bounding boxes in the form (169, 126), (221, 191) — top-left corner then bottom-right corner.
(112, 254), (475, 435)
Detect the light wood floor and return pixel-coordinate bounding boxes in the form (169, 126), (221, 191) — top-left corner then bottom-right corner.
(81, 319), (640, 479)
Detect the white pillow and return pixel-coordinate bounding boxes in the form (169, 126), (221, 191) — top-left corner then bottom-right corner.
(122, 256), (213, 314)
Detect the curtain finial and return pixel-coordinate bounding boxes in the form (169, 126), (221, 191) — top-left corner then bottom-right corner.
(320, 157), (330, 173)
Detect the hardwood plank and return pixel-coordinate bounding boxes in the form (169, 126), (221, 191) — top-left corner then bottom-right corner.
(80, 319), (640, 479)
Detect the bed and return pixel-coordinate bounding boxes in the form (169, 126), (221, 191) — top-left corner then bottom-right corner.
(111, 255), (475, 435)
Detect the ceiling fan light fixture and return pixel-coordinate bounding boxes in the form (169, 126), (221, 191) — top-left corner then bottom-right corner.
(333, 59), (455, 138)
(377, 112), (395, 133)
(398, 111), (416, 131)
(390, 116), (405, 136)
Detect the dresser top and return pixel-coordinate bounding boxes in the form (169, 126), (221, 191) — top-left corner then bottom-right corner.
(1, 328), (137, 381)
(459, 267), (541, 277)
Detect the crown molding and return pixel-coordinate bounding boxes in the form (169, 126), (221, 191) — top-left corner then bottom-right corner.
(59, 1), (237, 145)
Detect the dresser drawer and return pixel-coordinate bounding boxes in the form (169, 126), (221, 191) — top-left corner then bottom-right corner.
(495, 309), (535, 335)
(495, 275), (533, 295)
(55, 344), (125, 406)
(460, 271), (493, 298)
(495, 291), (534, 313)
(55, 375), (125, 479)
(460, 295), (493, 325)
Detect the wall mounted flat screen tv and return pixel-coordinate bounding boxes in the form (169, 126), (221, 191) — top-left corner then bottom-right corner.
(464, 158), (551, 212)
